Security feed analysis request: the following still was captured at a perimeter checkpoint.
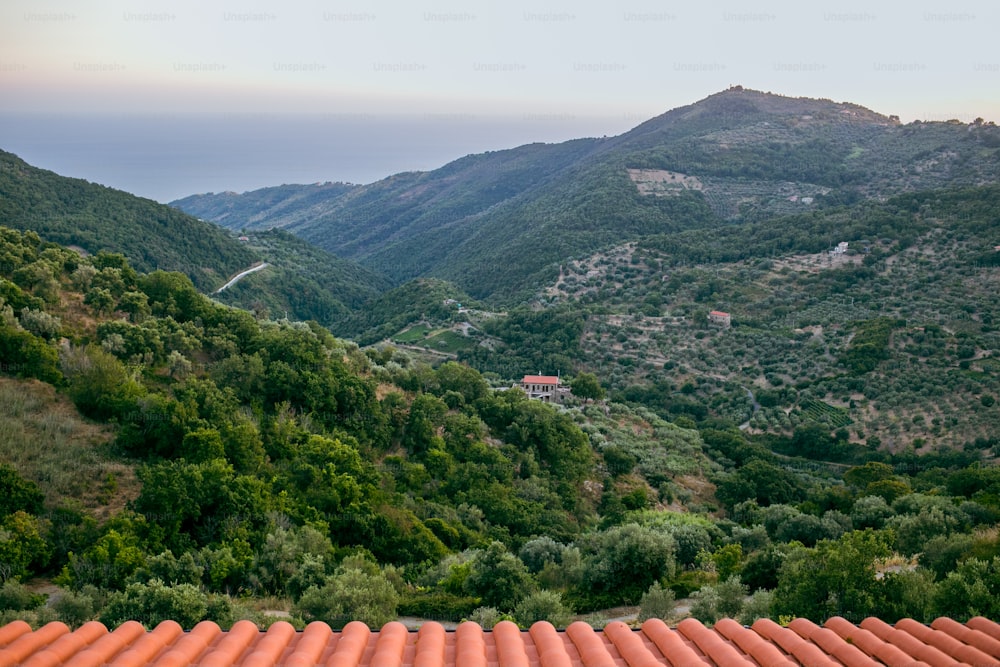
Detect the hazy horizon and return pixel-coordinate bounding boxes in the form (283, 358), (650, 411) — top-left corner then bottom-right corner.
(1, 110), (652, 202)
(2, 0), (997, 202)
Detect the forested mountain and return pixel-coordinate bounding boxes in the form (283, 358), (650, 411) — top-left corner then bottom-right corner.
(0, 151), (386, 324)
(0, 150), (255, 292)
(172, 182), (358, 232)
(172, 88), (1000, 301)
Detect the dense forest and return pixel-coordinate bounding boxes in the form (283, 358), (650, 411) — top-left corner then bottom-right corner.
(1, 225), (998, 631)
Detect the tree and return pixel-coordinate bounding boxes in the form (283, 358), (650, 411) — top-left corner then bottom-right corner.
(716, 459), (804, 509)
(850, 495), (894, 530)
(844, 461), (896, 491)
(0, 324), (62, 385)
(578, 523), (676, 605)
(60, 528), (145, 590)
(931, 556), (1000, 620)
(773, 529), (892, 621)
(463, 541), (536, 611)
(83, 287), (116, 316)
(0, 511), (50, 582)
(61, 344), (143, 420)
(711, 544), (744, 581)
(690, 576), (747, 624)
(435, 361), (489, 405)
(118, 290), (150, 322)
(571, 372), (605, 402)
(0, 464), (45, 518)
(250, 525), (333, 596)
(518, 536), (566, 574)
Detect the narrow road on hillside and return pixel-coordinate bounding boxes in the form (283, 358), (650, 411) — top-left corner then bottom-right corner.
(215, 262), (269, 293)
(739, 386), (761, 431)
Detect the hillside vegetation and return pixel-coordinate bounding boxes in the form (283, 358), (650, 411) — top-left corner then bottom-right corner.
(172, 182), (358, 232)
(2, 87), (1000, 629)
(210, 229), (390, 328)
(1, 224), (999, 630)
(0, 150), (254, 292)
(173, 88), (1000, 301)
(0, 152), (384, 325)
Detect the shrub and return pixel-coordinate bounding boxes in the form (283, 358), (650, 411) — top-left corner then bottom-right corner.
(464, 606), (510, 630)
(637, 582), (676, 622)
(0, 581), (45, 611)
(99, 579), (208, 629)
(738, 590), (774, 624)
(52, 590), (96, 628)
(294, 566), (399, 630)
(18, 309), (61, 340)
(396, 591), (479, 622)
(689, 576), (747, 624)
(512, 590), (573, 628)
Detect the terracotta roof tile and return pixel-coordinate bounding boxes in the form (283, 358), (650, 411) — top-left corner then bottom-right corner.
(824, 616), (933, 667)
(530, 621), (574, 667)
(895, 617), (995, 667)
(970, 617), (1000, 642)
(3, 617), (1000, 667)
(931, 617), (1000, 660)
(677, 618), (756, 667)
(640, 618), (711, 667)
(522, 375), (560, 385)
(786, 618), (882, 667)
(859, 617), (964, 667)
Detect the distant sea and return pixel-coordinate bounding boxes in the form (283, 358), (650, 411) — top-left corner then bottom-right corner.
(0, 112), (629, 203)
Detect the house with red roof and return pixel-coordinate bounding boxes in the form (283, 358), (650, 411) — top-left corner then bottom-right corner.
(708, 310), (732, 327)
(520, 374), (564, 403)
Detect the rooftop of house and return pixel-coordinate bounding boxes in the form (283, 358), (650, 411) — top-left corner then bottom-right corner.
(709, 310), (730, 317)
(521, 375), (560, 385)
(2, 616), (999, 667)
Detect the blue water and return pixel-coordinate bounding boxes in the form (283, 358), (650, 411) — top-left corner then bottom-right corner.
(0, 112), (629, 203)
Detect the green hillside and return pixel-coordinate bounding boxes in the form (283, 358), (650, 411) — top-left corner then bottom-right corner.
(210, 229), (391, 328)
(4, 225), (998, 629)
(172, 182), (358, 232)
(0, 151), (389, 325)
(1, 87), (1000, 629)
(0, 150), (255, 291)
(173, 88), (1000, 302)
(457, 185), (1000, 454)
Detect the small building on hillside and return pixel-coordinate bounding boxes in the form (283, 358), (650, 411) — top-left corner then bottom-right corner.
(708, 310), (732, 327)
(520, 375), (565, 403)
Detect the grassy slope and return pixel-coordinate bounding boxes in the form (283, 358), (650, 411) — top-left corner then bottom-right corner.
(0, 378), (136, 518)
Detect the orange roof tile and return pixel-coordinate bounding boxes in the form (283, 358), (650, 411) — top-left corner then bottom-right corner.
(2, 617), (1000, 667)
(521, 375), (560, 385)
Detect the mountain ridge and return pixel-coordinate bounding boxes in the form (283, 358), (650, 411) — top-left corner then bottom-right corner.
(173, 88), (1000, 301)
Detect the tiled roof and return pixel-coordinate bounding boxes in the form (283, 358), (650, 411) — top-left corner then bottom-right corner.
(521, 375), (560, 385)
(1, 616), (999, 667)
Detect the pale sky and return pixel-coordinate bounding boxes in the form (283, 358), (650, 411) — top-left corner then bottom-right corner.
(1, 0), (998, 200)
